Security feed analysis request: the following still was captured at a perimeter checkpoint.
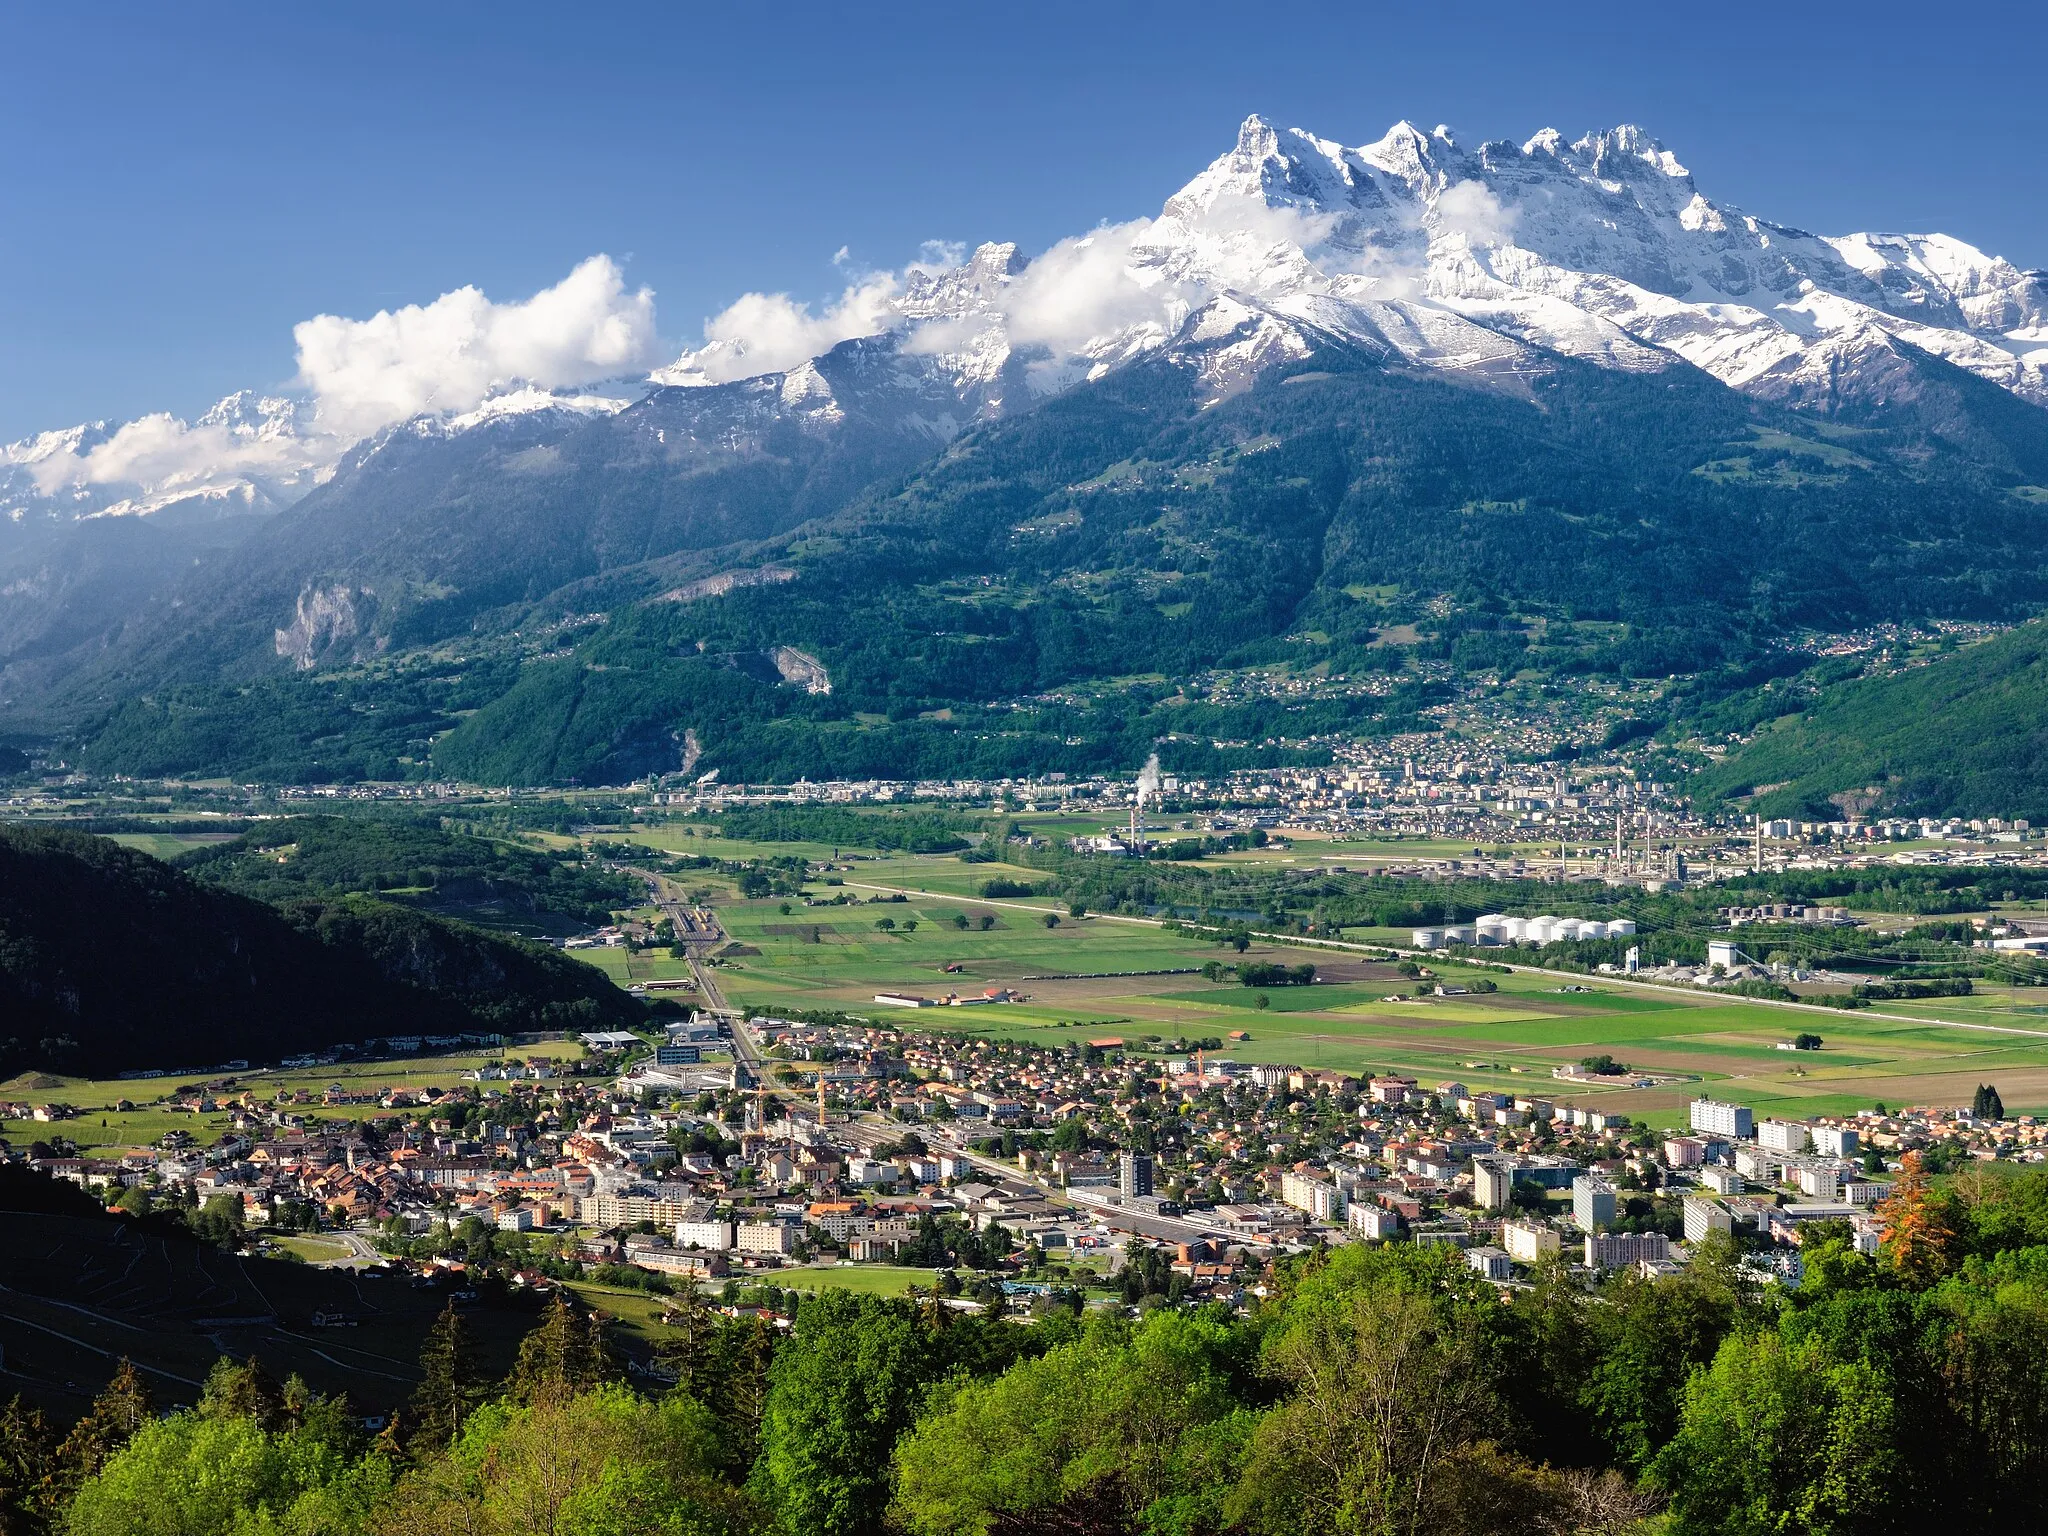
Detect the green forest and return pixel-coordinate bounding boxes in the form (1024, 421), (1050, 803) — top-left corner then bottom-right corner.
(0, 826), (640, 1077)
(176, 815), (635, 930)
(10, 1158), (2048, 1536)
(1691, 617), (2048, 819)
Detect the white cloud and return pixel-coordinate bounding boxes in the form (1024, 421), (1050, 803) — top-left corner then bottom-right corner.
(1001, 221), (1189, 355)
(292, 255), (658, 436)
(672, 270), (901, 385)
(900, 219), (1196, 371)
(1433, 180), (1518, 246)
(27, 410), (322, 498)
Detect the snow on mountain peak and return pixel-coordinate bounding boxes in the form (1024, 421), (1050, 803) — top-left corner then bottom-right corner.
(12, 113), (2046, 535)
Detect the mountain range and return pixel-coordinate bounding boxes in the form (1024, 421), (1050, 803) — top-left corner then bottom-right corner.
(5, 116), (2047, 795)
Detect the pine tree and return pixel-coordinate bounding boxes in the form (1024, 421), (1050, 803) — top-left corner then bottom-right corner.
(1973, 1083), (2005, 1120)
(506, 1293), (614, 1406)
(372, 1409), (407, 1466)
(279, 1372), (316, 1430)
(659, 1277), (716, 1401)
(0, 1396), (59, 1536)
(198, 1355), (284, 1429)
(409, 1302), (480, 1451)
(723, 1312), (776, 1467)
(53, 1358), (152, 1491)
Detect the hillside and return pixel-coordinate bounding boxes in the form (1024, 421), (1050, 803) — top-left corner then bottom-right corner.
(1691, 619), (2048, 819)
(7, 116), (2048, 787)
(0, 826), (640, 1076)
(175, 814), (634, 934)
(428, 343), (2048, 785)
(0, 1204), (531, 1423)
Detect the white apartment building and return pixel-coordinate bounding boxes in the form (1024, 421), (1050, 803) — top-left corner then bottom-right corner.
(676, 1218), (736, 1251)
(1699, 1164), (1744, 1196)
(1472, 1160), (1513, 1212)
(1350, 1204), (1400, 1240)
(1502, 1220), (1561, 1264)
(1468, 1246), (1512, 1282)
(1280, 1171), (1346, 1221)
(1689, 1099), (1754, 1139)
(1758, 1119), (1811, 1154)
(1585, 1231), (1670, 1270)
(1684, 1195), (1733, 1242)
(1812, 1125), (1859, 1158)
(736, 1220), (798, 1255)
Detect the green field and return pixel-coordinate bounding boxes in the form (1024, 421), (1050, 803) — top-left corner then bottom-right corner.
(777, 1264), (942, 1297)
(700, 874), (2048, 1127)
(272, 1235), (353, 1264)
(1, 1039), (590, 1159)
(103, 830), (242, 861)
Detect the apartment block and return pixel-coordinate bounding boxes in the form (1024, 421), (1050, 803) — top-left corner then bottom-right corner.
(1758, 1119), (1811, 1154)
(1584, 1231), (1670, 1270)
(1683, 1195), (1733, 1242)
(1572, 1176), (1617, 1231)
(1689, 1098), (1754, 1139)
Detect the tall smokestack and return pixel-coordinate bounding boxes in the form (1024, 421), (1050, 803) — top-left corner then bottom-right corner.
(1132, 753), (1161, 852)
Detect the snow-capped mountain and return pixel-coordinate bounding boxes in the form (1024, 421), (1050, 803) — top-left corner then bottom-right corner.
(10, 114), (2044, 538)
(655, 113), (2048, 416)
(1, 383), (638, 533)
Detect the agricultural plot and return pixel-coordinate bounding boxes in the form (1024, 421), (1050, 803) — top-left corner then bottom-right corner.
(706, 883), (2048, 1128)
(1, 1040), (589, 1161)
(102, 831), (242, 861)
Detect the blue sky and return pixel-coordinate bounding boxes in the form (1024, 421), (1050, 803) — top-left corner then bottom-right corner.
(4, 0), (2044, 439)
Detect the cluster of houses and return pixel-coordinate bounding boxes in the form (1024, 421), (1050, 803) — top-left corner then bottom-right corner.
(19, 1005), (2047, 1306)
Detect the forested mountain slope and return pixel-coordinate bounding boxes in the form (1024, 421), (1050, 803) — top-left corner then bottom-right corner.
(1692, 619), (2048, 820)
(429, 334), (2048, 785)
(174, 815), (634, 934)
(0, 826), (639, 1076)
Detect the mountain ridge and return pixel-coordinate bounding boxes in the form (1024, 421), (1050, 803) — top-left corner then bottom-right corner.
(5, 114), (2048, 783)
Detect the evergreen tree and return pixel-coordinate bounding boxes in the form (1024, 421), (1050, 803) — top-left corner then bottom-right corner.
(658, 1277), (717, 1402)
(197, 1356), (283, 1430)
(507, 1293), (613, 1406)
(53, 1359), (152, 1492)
(0, 1396), (58, 1536)
(408, 1302), (481, 1452)
(721, 1312), (776, 1468)
(1974, 1083), (2006, 1120)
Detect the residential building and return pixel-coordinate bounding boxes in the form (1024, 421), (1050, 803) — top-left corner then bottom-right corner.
(1471, 1159), (1513, 1212)
(1662, 1137), (1706, 1168)
(1758, 1119), (1811, 1154)
(1796, 1164), (1842, 1200)
(1118, 1151), (1154, 1200)
(1690, 1099), (1754, 1139)
(1585, 1231), (1670, 1270)
(1502, 1220), (1561, 1264)
(1468, 1245), (1513, 1282)
(1683, 1195), (1733, 1242)
(1280, 1170), (1345, 1221)
(736, 1221), (798, 1255)
(1349, 1204), (1400, 1240)
(1699, 1164), (1744, 1196)
(676, 1218), (735, 1251)
(1572, 1176), (1616, 1231)
(1813, 1125), (1859, 1158)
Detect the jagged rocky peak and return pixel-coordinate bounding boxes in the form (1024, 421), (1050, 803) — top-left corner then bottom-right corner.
(898, 242), (1026, 319)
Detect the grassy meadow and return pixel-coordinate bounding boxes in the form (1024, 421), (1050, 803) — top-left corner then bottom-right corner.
(693, 867), (2048, 1129)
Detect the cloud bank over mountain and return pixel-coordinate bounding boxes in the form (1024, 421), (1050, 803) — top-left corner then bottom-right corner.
(292, 254), (660, 435)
